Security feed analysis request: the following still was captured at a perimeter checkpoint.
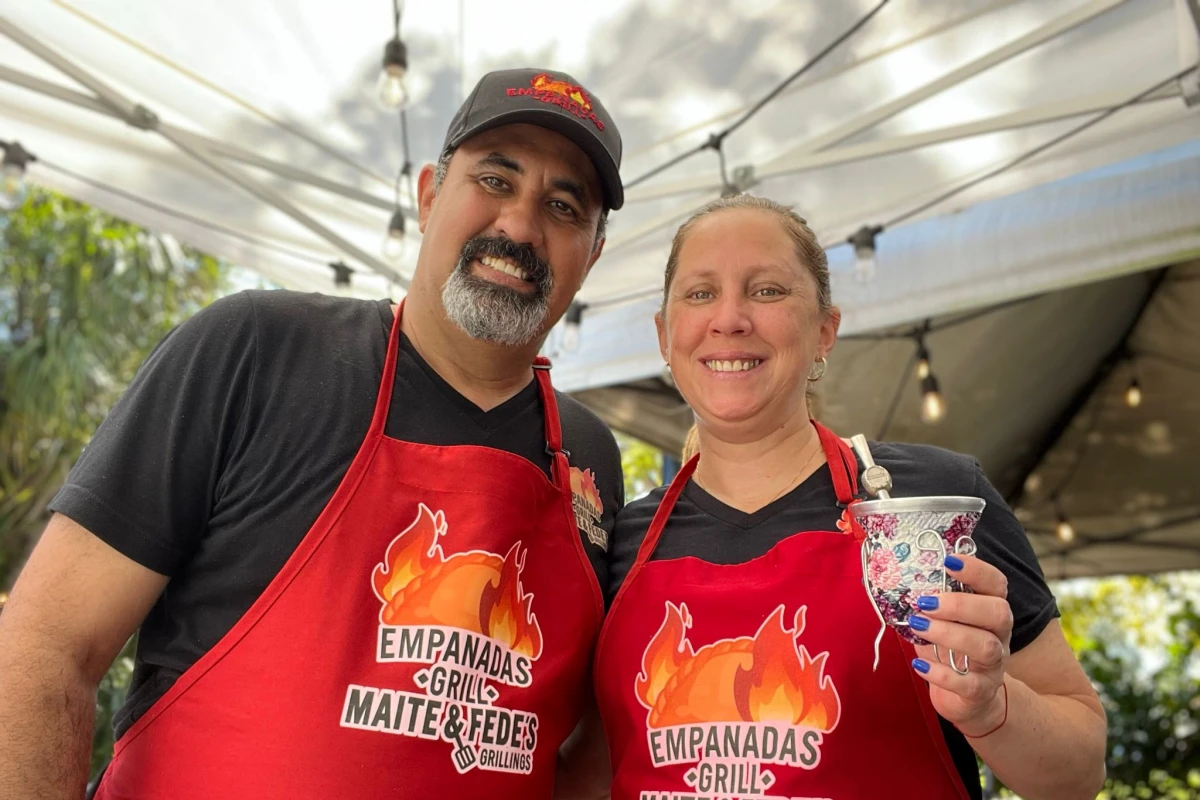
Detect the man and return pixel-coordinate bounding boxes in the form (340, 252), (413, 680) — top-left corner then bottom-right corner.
(0, 68), (625, 799)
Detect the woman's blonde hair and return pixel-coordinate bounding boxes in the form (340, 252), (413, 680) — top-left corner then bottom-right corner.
(666, 195), (832, 462)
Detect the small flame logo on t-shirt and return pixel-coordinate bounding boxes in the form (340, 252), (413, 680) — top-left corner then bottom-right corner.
(569, 467), (606, 551)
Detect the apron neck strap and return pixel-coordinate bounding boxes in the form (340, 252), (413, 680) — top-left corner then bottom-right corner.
(814, 421), (860, 506)
(633, 453), (699, 567)
(532, 357), (564, 455)
(371, 299), (405, 437)
(532, 357), (571, 492)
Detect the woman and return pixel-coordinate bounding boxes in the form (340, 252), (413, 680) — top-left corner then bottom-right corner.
(591, 196), (1106, 800)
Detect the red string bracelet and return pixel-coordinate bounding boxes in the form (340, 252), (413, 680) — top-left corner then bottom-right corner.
(963, 682), (1009, 739)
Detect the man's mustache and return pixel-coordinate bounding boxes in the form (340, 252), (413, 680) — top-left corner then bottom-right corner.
(457, 236), (551, 289)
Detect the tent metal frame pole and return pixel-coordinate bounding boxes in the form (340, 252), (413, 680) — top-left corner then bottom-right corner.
(1182, 0), (1200, 103)
(0, 15), (144, 124)
(607, 0), (1136, 249)
(605, 195), (717, 253)
(0, 15), (407, 287)
(0, 65), (399, 213)
(170, 129), (400, 214)
(622, 0), (1027, 162)
(157, 127), (403, 284)
(623, 84), (1182, 204)
(761, 85), (1181, 179)
(763, 0), (1130, 167)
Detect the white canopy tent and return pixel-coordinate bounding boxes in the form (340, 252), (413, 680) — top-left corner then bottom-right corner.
(2, 0), (1196, 307)
(2, 0), (1199, 577)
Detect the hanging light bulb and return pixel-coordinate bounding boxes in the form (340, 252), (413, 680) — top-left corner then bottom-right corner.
(1, 141), (35, 213)
(562, 302), (585, 353)
(1124, 377), (1142, 409)
(1055, 512), (1075, 543)
(378, 38), (410, 109)
(915, 342), (931, 380)
(382, 208), (406, 262)
(920, 374), (945, 424)
(848, 224), (883, 284)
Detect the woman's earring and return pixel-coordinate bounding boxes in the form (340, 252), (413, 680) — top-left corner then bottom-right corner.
(808, 356), (827, 382)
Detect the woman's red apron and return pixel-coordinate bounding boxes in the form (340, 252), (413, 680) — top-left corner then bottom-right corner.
(594, 422), (971, 799)
(96, 302), (604, 799)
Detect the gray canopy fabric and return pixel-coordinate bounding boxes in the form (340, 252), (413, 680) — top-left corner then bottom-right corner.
(1016, 260), (1200, 579)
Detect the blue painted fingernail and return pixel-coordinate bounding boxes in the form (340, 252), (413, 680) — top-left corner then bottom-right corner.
(944, 555), (964, 571)
(912, 658), (930, 674)
(908, 614), (931, 632)
(917, 595), (939, 611)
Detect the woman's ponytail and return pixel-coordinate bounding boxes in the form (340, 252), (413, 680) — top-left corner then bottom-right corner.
(681, 423), (701, 462)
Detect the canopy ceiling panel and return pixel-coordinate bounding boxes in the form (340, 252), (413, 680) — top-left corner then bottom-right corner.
(1016, 260), (1200, 578)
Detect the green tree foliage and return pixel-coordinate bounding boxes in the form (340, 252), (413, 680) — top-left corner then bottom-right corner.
(1056, 573), (1200, 799)
(0, 188), (228, 588)
(616, 431), (663, 501)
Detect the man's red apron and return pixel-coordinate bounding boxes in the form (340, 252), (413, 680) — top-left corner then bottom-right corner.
(96, 302), (604, 799)
(595, 422), (971, 799)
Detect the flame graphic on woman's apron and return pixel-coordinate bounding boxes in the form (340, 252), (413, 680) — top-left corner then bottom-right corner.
(372, 503), (544, 659)
(635, 603), (840, 731)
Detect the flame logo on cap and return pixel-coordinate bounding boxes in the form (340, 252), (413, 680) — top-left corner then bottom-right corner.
(531, 73), (593, 112)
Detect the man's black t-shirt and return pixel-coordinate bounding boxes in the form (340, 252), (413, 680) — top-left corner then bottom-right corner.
(49, 290), (624, 738)
(608, 441), (1058, 799)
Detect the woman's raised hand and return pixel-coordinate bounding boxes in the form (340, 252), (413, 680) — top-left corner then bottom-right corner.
(908, 554), (1013, 737)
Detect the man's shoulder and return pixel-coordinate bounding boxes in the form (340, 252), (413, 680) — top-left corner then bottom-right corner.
(182, 289), (388, 342)
(555, 392), (618, 453)
(555, 392), (623, 507)
(241, 289), (390, 335)
(175, 291), (392, 426)
(231, 290), (392, 371)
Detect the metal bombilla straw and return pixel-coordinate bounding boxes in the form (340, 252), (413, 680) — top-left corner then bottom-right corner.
(850, 435), (893, 670)
(850, 435), (892, 501)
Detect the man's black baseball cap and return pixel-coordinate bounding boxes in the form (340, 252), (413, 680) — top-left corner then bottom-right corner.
(443, 68), (624, 210)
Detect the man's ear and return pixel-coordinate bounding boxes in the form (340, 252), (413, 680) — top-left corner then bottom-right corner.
(582, 236), (605, 282)
(417, 164), (437, 233)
